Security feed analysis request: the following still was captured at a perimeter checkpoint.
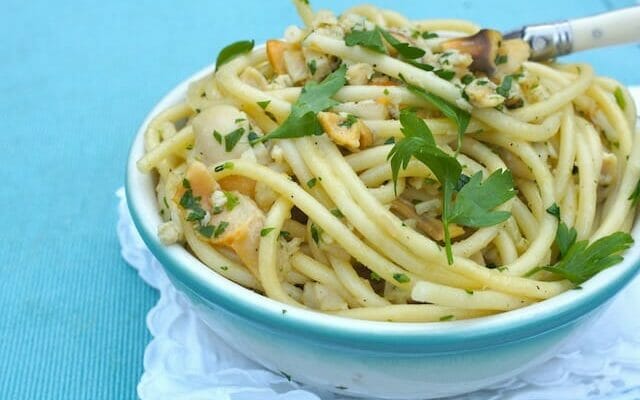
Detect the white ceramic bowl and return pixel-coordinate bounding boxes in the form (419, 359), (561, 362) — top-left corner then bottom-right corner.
(126, 62), (640, 399)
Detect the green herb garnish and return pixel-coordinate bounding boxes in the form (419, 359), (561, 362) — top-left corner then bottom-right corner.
(214, 221), (229, 238)
(251, 64), (347, 144)
(306, 178), (317, 188)
(224, 191), (239, 211)
(614, 87), (626, 110)
(434, 69), (455, 81)
(403, 80), (470, 153)
(224, 127), (244, 152)
(213, 130), (223, 144)
(496, 75), (513, 98)
(340, 114), (358, 128)
(310, 223), (322, 244)
(215, 40), (254, 70)
(260, 227), (275, 237)
(393, 273), (410, 283)
(308, 59), (317, 75)
(495, 54), (508, 65)
(546, 203), (561, 218)
(388, 110), (514, 264)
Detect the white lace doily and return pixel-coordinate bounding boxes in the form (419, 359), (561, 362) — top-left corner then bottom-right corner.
(117, 186), (640, 400)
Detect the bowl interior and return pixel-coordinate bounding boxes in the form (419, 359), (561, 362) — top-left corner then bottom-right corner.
(125, 62), (640, 352)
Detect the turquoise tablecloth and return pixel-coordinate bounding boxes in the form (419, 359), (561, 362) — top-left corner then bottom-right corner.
(2, 0), (638, 398)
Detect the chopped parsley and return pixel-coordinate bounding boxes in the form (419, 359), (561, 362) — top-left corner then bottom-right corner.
(439, 315), (454, 321)
(214, 161), (234, 172)
(197, 225), (215, 238)
(340, 114), (358, 128)
(465, 289), (474, 295)
(392, 273), (410, 283)
(224, 127), (245, 152)
(629, 179), (640, 205)
(384, 137), (395, 145)
(215, 40), (254, 70)
(279, 230), (292, 240)
(260, 227), (275, 237)
(220, 266), (229, 271)
(247, 131), (260, 145)
(310, 223), (322, 244)
(434, 69), (455, 81)
(224, 191), (239, 211)
(546, 203), (561, 218)
(421, 31), (438, 39)
(213, 130), (223, 144)
(614, 87), (626, 110)
(306, 178), (317, 188)
(345, 27), (387, 53)
(308, 59), (317, 75)
(257, 100), (271, 110)
(461, 74), (474, 85)
(496, 75), (513, 98)
(494, 54), (508, 65)
(345, 26), (426, 60)
(214, 221), (229, 238)
(251, 64), (347, 144)
(330, 208), (344, 218)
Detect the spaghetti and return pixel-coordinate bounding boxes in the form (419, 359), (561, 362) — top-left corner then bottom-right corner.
(137, 1), (638, 322)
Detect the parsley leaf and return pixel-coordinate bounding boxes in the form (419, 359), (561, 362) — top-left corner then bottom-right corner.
(405, 60), (434, 71)
(555, 222), (577, 257)
(378, 29), (425, 59)
(388, 110), (461, 263)
(404, 82), (470, 153)
(495, 54), (508, 65)
(346, 27), (425, 60)
(393, 273), (410, 283)
(224, 191), (239, 211)
(449, 170), (516, 228)
(345, 28), (386, 53)
(544, 232), (633, 285)
(434, 69), (455, 81)
(308, 59), (317, 75)
(224, 127), (244, 152)
(496, 75), (513, 98)
(629, 179), (640, 205)
(252, 64), (347, 144)
(340, 114), (358, 128)
(421, 31), (438, 39)
(260, 227), (275, 237)
(614, 87), (626, 110)
(215, 40), (254, 70)
(388, 110), (514, 264)
(257, 100), (271, 110)
(310, 223), (322, 244)
(546, 203), (561, 218)
(214, 221), (229, 238)
(198, 225), (215, 238)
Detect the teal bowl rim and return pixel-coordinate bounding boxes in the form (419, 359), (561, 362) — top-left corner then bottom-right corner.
(126, 60), (640, 354)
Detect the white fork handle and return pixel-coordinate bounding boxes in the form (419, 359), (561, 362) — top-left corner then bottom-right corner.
(570, 6), (640, 52)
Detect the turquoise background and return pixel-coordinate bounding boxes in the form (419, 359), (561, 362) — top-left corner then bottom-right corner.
(1, 0), (638, 398)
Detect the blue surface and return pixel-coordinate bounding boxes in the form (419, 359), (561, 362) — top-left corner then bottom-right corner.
(1, 0), (639, 398)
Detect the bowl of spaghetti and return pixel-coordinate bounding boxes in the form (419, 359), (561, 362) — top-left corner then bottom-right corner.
(126, 1), (640, 398)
